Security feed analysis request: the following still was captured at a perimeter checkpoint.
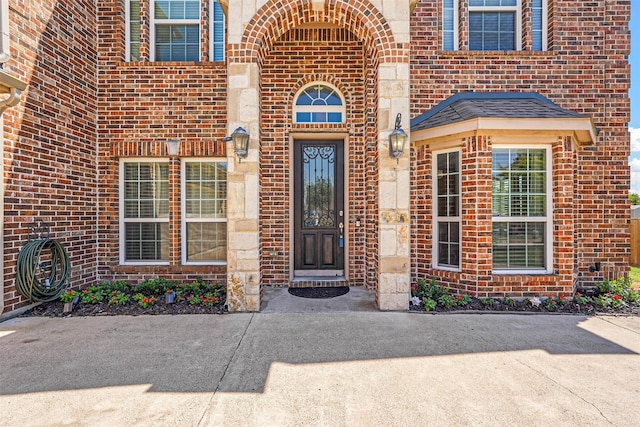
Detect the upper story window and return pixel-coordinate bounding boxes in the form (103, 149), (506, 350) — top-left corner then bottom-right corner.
(443, 0), (547, 51)
(126, 0), (225, 62)
(152, 0), (200, 61)
(293, 83), (345, 124)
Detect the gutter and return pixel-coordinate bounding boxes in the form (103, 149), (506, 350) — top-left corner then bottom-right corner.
(0, 69), (27, 314)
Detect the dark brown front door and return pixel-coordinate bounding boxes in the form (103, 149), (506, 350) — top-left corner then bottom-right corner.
(294, 140), (344, 275)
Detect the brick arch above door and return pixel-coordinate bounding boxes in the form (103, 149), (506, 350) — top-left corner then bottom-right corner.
(229, 0), (402, 64)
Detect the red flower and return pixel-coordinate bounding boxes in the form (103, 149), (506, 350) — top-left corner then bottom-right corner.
(411, 283), (417, 291)
(83, 289), (88, 294)
(575, 292), (582, 298)
(143, 298), (149, 303)
(612, 294), (621, 300)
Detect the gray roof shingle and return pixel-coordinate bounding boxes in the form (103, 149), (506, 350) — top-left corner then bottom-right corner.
(410, 92), (586, 132)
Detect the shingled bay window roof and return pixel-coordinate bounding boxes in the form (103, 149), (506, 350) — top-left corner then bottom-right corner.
(410, 92), (597, 144)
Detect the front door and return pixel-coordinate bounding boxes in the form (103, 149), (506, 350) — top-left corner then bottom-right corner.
(293, 140), (344, 276)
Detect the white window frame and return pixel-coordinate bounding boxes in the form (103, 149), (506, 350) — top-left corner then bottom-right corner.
(433, 149), (462, 271)
(468, 0), (522, 51)
(181, 158), (227, 265)
(120, 158), (170, 266)
(491, 145), (553, 274)
(209, 0), (225, 62)
(0, 0), (10, 63)
(125, 0), (140, 62)
(150, 0), (202, 62)
(442, 0), (459, 51)
(532, 0), (548, 51)
(293, 82), (346, 124)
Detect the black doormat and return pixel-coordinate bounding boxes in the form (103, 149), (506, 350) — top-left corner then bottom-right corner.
(288, 286), (350, 299)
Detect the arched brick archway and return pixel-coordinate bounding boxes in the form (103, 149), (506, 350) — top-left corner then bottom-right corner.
(231, 0), (400, 64)
(225, 0), (411, 312)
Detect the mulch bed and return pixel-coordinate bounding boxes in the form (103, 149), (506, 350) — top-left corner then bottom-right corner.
(21, 298), (227, 318)
(409, 299), (640, 316)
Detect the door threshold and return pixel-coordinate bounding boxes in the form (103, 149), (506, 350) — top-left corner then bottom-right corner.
(290, 276), (349, 288)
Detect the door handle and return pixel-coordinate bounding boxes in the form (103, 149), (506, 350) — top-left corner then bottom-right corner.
(339, 210), (343, 217)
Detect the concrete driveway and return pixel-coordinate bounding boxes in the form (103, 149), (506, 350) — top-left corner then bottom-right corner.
(1, 309), (639, 426)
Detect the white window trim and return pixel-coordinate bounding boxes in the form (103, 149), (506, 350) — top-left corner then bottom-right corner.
(120, 158), (170, 266)
(150, 0), (202, 62)
(468, 0), (523, 51)
(181, 158), (227, 266)
(433, 148), (462, 272)
(0, 0), (10, 63)
(209, 0), (225, 62)
(492, 144), (553, 274)
(125, 0), (132, 61)
(536, 0), (548, 51)
(293, 82), (346, 124)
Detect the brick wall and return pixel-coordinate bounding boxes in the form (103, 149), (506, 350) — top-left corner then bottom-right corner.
(410, 0), (631, 295)
(260, 27), (372, 287)
(2, 0), (98, 313)
(96, 0), (228, 285)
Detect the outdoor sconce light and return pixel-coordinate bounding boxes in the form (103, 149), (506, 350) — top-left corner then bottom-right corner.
(224, 127), (250, 163)
(166, 138), (181, 157)
(389, 113), (407, 164)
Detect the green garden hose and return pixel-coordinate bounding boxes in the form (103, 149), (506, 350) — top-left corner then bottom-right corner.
(15, 239), (71, 302)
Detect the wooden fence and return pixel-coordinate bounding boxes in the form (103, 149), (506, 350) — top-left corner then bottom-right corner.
(631, 219), (640, 267)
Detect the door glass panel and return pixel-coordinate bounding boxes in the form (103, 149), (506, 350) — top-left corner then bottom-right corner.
(302, 145), (336, 228)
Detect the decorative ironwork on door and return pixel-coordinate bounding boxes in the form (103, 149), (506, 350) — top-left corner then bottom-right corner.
(302, 145), (336, 228)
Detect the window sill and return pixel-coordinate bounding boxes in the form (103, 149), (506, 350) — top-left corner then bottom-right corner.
(111, 264), (227, 275)
(437, 50), (555, 59)
(117, 61), (226, 69)
(492, 270), (555, 276)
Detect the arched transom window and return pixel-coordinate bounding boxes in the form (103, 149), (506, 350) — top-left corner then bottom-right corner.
(293, 83), (345, 124)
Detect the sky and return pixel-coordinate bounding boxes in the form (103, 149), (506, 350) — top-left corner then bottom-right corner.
(629, 1), (640, 193)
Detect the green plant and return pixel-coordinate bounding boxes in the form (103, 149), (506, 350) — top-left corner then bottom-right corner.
(108, 290), (130, 306)
(201, 293), (220, 307)
(412, 278), (450, 301)
(543, 296), (558, 310)
(134, 278), (168, 296)
(573, 292), (591, 305)
(437, 294), (455, 309)
(187, 294), (202, 305)
(593, 294), (612, 308)
(480, 298), (494, 307)
(106, 280), (130, 293)
(503, 296), (516, 307)
(133, 293), (157, 308)
(455, 294), (472, 306)
(80, 288), (104, 304)
(59, 289), (80, 303)
(422, 297), (437, 312)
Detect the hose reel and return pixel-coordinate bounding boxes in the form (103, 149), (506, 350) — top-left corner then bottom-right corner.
(15, 222), (71, 302)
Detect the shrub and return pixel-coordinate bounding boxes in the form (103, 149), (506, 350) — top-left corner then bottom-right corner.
(437, 294), (455, 309)
(422, 297), (437, 312)
(480, 298), (495, 307)
(108, 291), (130, 306)
(133, 293), (157, 308)
(455, 294), (472, 306)
(80, 288), (103, 304)
(134, 278), (168, 296)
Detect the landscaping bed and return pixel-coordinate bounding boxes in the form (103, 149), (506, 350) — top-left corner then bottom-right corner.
(21, 277), (227, 317)
(409, 277), (640, 316)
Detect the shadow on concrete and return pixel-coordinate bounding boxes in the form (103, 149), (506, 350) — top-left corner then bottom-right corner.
(0, 307), (636, 395)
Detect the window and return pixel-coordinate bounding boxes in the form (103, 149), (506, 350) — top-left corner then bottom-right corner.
(127, 1), (225, 62)
(492, 147), (551, 271)
(0, 0), (10, 63)
(153, 0), (200, 61)
(293, 83), (345, 124)
(443, 0), (546, 51)
(121, 161), (170, 263)
(434, 150), (461, 269)
(182, 160), (227, 264)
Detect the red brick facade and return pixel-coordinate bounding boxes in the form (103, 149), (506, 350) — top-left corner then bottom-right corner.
(1, 0), (98, 313)
(0, 0), (631, 314)
(410, 0), (630, 297)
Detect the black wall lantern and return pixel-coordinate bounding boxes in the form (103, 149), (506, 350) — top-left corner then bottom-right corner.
(389, 113), (407, 163)
(224, 127), (250, 162)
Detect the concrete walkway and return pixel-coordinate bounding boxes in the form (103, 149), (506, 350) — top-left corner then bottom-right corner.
(1, 290), (639, 426)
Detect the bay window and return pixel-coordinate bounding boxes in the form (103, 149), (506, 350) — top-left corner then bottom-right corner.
(491, 147), (551, 271)
(434, 150), (461, 269)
